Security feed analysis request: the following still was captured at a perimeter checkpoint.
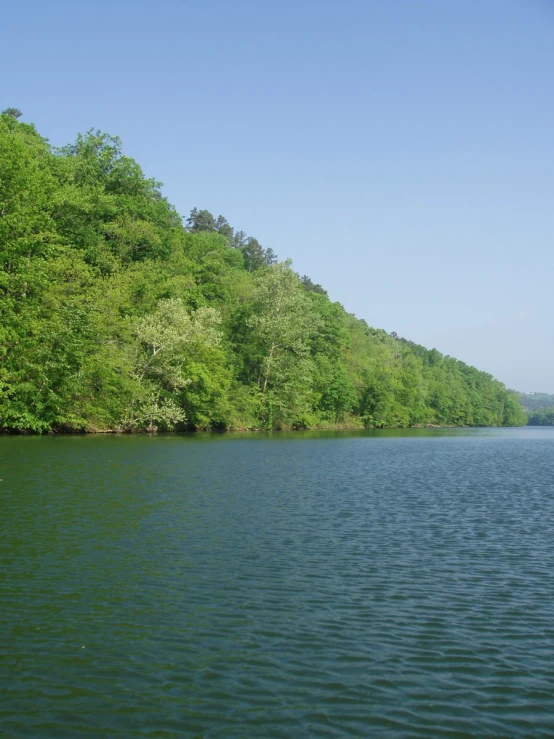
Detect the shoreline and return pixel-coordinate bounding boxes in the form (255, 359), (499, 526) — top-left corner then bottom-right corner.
(0, 422), (526, 436)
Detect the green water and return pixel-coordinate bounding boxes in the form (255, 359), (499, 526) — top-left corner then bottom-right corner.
(1, 428), (554, 737)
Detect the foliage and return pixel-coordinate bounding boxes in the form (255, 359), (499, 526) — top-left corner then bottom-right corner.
(0, 110), (527, 432)
(518, 392), (554, 412)
(244, 262), (321, 428)
(527, 407), (554, 426)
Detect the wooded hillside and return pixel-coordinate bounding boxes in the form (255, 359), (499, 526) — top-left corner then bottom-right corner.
(0, 111), (526, 432)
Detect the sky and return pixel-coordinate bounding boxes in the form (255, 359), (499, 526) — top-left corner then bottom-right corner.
(3, 0), (554, 392)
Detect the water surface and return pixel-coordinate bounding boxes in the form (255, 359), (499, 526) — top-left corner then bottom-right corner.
(1, 428), (554, 737)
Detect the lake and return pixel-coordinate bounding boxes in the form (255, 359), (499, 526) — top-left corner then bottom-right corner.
(1, 428), (554, 737)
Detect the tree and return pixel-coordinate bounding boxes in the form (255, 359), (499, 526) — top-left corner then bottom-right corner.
(301, 274), (327, 295)
(186, 208), (216, 232)
(247, 262), (321, 427)
(122, 298), (222, 431)
(241, 237), (265, 272)
(2, 108), (22, 119)
(0, 114), (527, 433)
(527, 406), (554, 426)
(264, 247), (278, 266)
(214, 215), (233, 240)
(230, 230), (247, 249)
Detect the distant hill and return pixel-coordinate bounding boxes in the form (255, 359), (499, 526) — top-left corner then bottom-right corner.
(527, 407), (554, 426)
(518, 393), (554, 412)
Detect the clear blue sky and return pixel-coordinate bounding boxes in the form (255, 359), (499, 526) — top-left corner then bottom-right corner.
(3, 0), (554, 392)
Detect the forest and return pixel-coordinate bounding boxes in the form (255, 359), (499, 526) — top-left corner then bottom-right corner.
(518, 392), (554, 412)
(526, 408), (554, 426)
(518, 393), (554, 426)
(0, 109), (527, 433)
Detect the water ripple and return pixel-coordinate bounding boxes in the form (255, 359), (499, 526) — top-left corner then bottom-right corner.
(1, 429), (554, 737)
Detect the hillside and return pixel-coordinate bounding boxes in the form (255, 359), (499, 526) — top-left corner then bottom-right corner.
(526, 408), (554, 426)
(0, 110), (526, 432)
(518, 392), (554, 412)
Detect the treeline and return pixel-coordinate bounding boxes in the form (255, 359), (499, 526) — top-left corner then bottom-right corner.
(518, 392), (554, 412)
(527, 408), (554, 426)
(0, 110), (526, 432)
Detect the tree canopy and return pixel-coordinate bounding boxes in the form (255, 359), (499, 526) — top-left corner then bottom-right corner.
(518, 392), (554, 412)
(527, 407), (554, 426)
(0, 111), (527, 432)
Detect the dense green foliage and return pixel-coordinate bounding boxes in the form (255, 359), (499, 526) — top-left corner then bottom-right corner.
(518, 392), (554, 412)
(0, 111), (527, 432)
(527, 407), (554, 426)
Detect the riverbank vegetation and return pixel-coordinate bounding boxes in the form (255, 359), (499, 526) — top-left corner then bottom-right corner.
(518, 392), (554, 413)
(0, 110), (527, 433)
(527, 408), (554, 426)
(518, 394), (554, 426)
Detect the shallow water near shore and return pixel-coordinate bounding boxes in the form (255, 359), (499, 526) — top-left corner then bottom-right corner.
(1, 427), (554, 737)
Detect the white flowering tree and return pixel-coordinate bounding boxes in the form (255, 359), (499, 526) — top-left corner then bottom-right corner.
(121, 298), (221, 431)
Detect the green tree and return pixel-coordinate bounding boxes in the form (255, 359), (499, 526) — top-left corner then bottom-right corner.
(527, 407), (554, 425)
(0, 112), (527, 434)
(241, 237), (266, 272)
(122, 298), (221, 430)
(2, 108), (22, 119)
(186, 208), (216, 232)
(246, 262), (321, 428)
(301, 274), (327, 295)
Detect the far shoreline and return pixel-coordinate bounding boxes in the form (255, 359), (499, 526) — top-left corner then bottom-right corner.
(0, 422), (532, 436)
